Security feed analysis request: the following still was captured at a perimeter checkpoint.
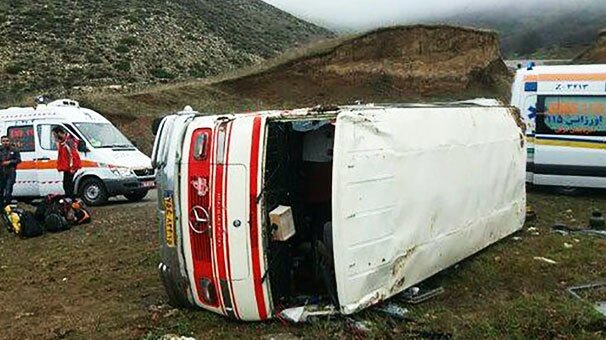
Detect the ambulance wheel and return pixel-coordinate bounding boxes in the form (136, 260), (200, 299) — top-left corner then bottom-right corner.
(124, 190), (148, 202)
(79, 178), (108, 206)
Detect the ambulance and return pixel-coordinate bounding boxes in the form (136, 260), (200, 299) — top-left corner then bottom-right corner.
(0, 99), (155, 205)
(152, 100), (526, 321)
(511, 64), (606, 191)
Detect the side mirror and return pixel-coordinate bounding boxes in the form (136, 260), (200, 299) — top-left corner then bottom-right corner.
(77, 140), (88, 152)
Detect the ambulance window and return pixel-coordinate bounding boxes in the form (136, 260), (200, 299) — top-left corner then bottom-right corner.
(37, 124), (60, 150)
(7, 126), (35, 152)
(536, 95), (606, 136)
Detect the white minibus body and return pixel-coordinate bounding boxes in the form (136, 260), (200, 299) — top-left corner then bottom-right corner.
(153, 101), (526, 321)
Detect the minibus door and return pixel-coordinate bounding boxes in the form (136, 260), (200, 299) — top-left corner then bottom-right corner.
(8, 124), (39, 197)
(34, 121), (66, 196)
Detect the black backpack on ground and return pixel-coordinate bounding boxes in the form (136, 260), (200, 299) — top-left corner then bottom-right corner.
(19, 210), (44, 238)
(2, 206), (44, 238)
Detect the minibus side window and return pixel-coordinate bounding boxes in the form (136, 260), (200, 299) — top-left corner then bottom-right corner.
(36, 124), (60, 150)
(193, 132), (209, 161)
(536, 95), (606, 136)
(7, 126), (35, 152)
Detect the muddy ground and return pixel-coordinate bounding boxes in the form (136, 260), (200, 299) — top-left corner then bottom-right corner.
(0, 189), (605, 340)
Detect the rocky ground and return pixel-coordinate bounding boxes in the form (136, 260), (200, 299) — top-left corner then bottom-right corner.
(0, 188), (605, 339)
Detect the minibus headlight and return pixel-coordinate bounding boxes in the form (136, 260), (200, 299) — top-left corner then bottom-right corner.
(110, 166), (133, 177)
(200, 278), (217, 304)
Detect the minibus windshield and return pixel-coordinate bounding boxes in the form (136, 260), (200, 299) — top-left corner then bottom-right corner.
(74, 122), (134, 148)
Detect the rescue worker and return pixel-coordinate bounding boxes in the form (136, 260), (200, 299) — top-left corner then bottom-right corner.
(52, 126), (82, 198)
(0, 136), (21, 207)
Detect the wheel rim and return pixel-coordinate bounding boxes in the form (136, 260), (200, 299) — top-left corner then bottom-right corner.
(85, 184), (101, 201)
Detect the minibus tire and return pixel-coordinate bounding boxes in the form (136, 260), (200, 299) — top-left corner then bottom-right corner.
(79, 177), (109, 206)
(124, 190), (148, 202)
(555, 186), (584, 196)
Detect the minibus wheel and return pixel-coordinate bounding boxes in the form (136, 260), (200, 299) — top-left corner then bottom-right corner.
(79, 177), (109, 206)
(124, 190), (149, 202)
(555, 186), (584, 196)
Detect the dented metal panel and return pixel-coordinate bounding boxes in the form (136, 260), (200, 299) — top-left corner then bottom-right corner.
(331, 105), (526, 314)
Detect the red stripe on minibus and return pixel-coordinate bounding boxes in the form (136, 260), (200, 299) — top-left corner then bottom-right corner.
(249, 116), (268, 320)
(222, 121), (241, 319)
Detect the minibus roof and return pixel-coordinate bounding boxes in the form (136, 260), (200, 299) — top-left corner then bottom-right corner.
(0, 99), (110, 123)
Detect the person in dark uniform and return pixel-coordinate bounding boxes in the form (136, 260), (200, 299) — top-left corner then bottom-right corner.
(0, 135), (21, 207)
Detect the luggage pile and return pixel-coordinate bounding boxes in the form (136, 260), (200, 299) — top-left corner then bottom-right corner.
(3, 195), (92, 239)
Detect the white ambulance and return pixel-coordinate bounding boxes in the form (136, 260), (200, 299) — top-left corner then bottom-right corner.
(152, 100), (526, 321)
(511, 64), (606, 191)
(0, 99), (155, 205)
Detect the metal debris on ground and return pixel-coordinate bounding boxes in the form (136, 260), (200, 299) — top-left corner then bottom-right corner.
(374, 302), (410, 320)
(400, 286), (445, 304)
(533, 256), (557, 264)
(277, 304), (337, 323)
(345, 318), (374, 334)
(551, 224), (606, 238)
(567, 282), (606, 316)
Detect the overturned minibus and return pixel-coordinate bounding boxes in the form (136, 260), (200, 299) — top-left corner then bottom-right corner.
(152, 100), (526, 321)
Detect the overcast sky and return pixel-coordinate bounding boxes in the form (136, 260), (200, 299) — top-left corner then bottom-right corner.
(262, 0), (600, 31)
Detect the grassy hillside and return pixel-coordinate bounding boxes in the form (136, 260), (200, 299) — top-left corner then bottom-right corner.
(0, 0), (332, 103)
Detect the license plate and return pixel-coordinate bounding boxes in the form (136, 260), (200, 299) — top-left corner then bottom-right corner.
(142, 181), (156, 188)
(164, 197), (175, 248)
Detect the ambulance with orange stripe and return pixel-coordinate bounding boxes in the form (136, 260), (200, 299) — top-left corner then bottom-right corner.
(512, 64), (606, 191)
(0, 99), (155, 205)
(152, 101), (526, 321)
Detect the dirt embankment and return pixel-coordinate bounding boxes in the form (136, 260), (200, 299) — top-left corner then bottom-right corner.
(217, 25), (512, 106)
(91, 25), (513, 153)
(575, 29), (606, 63)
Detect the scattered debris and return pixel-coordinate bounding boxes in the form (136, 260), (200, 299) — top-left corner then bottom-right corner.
(278, 305), (337, 323)
(263, 333), (301, 340)
(512, 236), (522, 241)
(567, 282), (606, 316)
(526, 206), (536, 221)
(526, 226), (540, 236)
(345, 318), (374, 334)
(14, 312), (34, 320)
(533, 257), (557, 265)
(163, 309), (179, 318)
(564, 243), (573, 249)
(589, 210), (605, 230)
(160, 335), (196, 340)
(374, 302), (410, 320)
(552, 224), (606, 238)
(400, 286), (445, 304)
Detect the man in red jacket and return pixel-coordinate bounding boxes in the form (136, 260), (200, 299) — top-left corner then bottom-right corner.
(52, 126), (82, 198)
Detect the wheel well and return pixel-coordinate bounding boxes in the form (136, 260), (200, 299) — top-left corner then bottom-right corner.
(75, 175), (104, 193)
